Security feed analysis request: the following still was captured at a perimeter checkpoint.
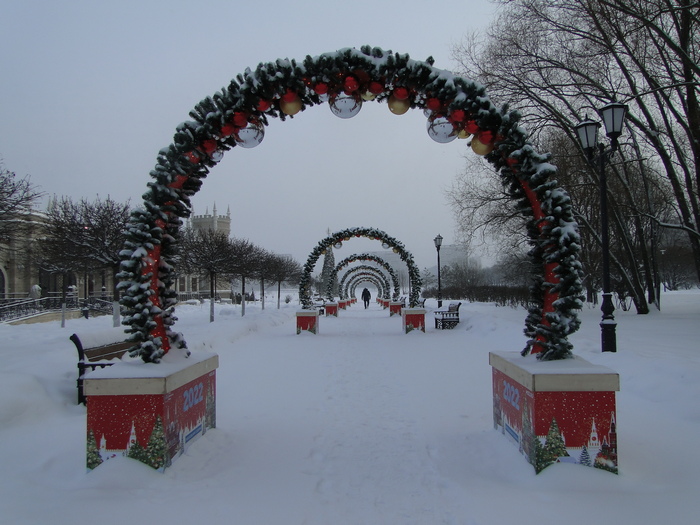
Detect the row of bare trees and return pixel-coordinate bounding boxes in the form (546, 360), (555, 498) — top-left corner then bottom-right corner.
(449, 0), (700, 313)
(1, 164), (302, 318)
(178, 228), (302, 321)
(41, 196), (131, 301)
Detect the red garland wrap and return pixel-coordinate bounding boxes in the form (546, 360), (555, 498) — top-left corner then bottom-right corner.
(520, 179), (560, 355)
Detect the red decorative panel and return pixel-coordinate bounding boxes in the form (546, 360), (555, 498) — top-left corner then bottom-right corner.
(86, 370), (216, 471)
(492, 367), (618, 474)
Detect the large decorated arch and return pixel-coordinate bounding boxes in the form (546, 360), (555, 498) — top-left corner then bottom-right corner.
(299, 227), (421, 309)
(339, 266), (391, 300)
(331, 253), (400, 301)
(118, 45), (583, 363)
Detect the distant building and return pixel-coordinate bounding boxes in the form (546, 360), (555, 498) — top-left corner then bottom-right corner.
(190, 203), (231, 236)
(0, 208), (114, 301)
(1, 202), (240, 309)
(177, 204), (232, 297)
(0, 208), (48, 299)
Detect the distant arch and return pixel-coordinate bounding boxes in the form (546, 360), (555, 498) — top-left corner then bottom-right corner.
(299, 227), (420, 310)
(331, 253), (400, 301)
(340, 266), (391, 300)
(348, 274), (386, 301)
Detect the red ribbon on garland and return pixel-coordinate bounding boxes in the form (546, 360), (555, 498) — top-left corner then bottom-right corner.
(520, 178), (560, 355)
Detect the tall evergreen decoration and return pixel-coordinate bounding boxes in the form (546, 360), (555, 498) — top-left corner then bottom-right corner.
(319, 247), (338, 299)
(119, 45), (583, 363)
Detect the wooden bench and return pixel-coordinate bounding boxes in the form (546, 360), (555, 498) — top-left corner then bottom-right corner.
(71, 330), (133, 405)
(434, 302), (461, 329)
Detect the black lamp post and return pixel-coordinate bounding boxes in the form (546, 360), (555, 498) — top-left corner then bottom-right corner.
(434, 234), (443, 308)
(574, 101), (628, 353)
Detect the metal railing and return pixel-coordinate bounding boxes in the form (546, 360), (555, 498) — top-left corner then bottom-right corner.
(0, 295), (118, 323)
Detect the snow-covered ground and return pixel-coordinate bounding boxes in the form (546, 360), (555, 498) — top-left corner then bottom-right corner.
(1, 291), (699, 524)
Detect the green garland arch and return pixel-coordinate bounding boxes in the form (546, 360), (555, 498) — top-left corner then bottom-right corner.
(348, 274), (386, 300)
(339, 266), (392, 301)
(118, 45), (583, 363)
(331, 253), (400, 301)
(299, 227), (421, 309)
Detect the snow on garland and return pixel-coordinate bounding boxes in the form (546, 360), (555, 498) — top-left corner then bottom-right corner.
(118, 45), (583, 363)
(332, 253), (400, 301)
(299, 227), (421, 309)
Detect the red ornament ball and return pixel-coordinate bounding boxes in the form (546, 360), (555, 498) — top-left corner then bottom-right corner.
(478, 130), (494, 144)
(368, 81), (384, 95)
(344, 76), (359, 93)
(464, 120), (480, 134)
(393, 87), (409, 100)
(220, 122), (236, 137)
(233, 112), (248, 127)
(450, 109), (466, 122)
(257, 99), (271, 112)
(426, 97), (442, 112)
(200, 139), (217, 155)
(282, 90), (298, 103)
(314, 82), (329, 95)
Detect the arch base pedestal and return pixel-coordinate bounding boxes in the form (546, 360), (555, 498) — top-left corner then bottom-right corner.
(489, 351), (620, 475)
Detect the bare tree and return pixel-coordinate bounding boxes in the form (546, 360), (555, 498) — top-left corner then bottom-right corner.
(42, 196), (130, 299)
(0, 162), (43, 251)
(228, 237), (265, 317)
(451, 0), (700, 311)
(266, 254), (302, 309)
(180, 227), (235, 322)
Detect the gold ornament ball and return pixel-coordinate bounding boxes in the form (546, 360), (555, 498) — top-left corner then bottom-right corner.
(388, 95), (410, 115)
(280, 96), (302, 116)
(361, 91), (376, 101)
(471, 136), (494, 155)
(457, 129), (471, 139)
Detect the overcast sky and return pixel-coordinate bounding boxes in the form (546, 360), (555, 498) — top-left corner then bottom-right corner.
(1, 0), (499, 269)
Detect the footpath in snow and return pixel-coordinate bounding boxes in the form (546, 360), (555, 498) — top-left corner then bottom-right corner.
(1, 294), (699, 524)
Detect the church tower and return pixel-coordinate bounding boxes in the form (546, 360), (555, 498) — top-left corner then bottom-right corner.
(190, 203), (231, 237)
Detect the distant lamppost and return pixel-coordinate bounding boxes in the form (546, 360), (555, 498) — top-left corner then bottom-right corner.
(434, 234), (443, 308)
(574, 101), (628, 353)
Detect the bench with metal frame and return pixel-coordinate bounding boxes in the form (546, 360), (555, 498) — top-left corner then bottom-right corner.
(71, 331), (132, 404)
(434, 301), (461, 329)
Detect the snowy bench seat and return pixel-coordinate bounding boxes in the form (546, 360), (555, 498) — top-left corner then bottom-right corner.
(434, 302), (461, 329)
(71, 329), (132, 405)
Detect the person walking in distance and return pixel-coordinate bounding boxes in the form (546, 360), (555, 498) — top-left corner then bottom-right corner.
(361, 287), (371, 309)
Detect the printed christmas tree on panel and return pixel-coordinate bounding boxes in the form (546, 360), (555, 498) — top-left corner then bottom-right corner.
(86, 431), (103, 470)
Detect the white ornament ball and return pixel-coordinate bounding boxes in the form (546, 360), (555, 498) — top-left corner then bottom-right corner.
(236, 121), (265, 148)
(329, 93), (363, 119)
(427, 116), (457, 144)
